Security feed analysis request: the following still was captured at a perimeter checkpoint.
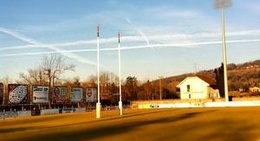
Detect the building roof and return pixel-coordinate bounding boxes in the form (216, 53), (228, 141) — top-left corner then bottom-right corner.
(196, 75), (216, 85)
(176, 75), (216, 87)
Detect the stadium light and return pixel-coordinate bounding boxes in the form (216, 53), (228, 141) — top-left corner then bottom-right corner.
(214, 0), (232, 102)
(96, 24), (101, 118)
(118, 32), (123, 116)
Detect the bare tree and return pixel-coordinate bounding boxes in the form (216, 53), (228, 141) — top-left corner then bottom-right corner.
(63, 76), (81, 87)
(19, 54), (75, 86)
(42, 54), (75, 87)
(85, 74), (97, 87)
(100, 72), (119, 94)
(19, 67), (47, 85)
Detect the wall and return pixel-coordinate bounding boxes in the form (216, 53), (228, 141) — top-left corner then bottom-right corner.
(132, 97), (260, 109)
(40, 109), (59, 115)
(179, 77), (209, 99)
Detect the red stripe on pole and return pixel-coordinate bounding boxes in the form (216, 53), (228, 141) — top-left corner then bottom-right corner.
(97, 24), (100, 37)
(118, 32), (120, 43)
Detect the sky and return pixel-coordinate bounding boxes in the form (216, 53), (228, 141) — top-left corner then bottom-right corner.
(0, 0), (260, 82)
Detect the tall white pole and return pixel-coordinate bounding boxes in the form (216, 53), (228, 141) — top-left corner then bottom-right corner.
(118, 32), (123, 116)
(214, 0), (232, 102)
(221, 7), (229, 102)
(96, 24), (101, 118)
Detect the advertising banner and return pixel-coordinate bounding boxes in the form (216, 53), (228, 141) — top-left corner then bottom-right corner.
(8, 84), (28, 104)
(53, 86), (68, 103)
(71, 87), (83, 103)
(32, 85), (49, 103)
(0, 83), (3, 105)
(86, 87), (97, 102)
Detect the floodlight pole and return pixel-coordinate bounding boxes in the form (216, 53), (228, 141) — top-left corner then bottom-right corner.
(214, 0), (232, 102)
(96, 24), (101, 118)
(222, 7), (229, 103)
(118, 32), (123, 116)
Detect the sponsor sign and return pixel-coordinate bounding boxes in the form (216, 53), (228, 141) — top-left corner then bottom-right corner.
(0, 83), (3, 105)
(8, 84), (28, 104)
(32, 85), (49, 103)
(71, 87), (83, 103)
(53, 86), (68, 103)
(86, 87), (97, 102)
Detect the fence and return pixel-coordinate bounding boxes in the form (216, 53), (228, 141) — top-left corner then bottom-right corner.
(0, 111), (18, 119)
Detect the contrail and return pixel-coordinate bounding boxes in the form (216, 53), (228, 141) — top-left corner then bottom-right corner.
(0, 39), (97, 51)
(2, 39), (260, 57)
(126, 18), (151, 47)
(0, 28), (39, 45)
(0, 35), (141, 51)
(2, 29), (260, 51)
(0, 44), (39, 51)
(0, 27), (96, 65)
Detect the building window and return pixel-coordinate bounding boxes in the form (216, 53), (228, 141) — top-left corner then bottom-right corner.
(187, 85), (190, 92)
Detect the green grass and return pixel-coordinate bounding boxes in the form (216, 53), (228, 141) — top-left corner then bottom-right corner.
(1, 107), (260, 141)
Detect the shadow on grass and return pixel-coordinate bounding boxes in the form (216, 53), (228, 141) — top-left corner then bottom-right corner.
(6, 109), (257, 141)
(199, 119), (256, 141)
(0, 116), (68, 135)
(155, 113), (258, 141)
(0, 109), (172, 135)
(0, 127), (33, 134)
(0, 116), (66, 127)
(19, 111), (202, 141)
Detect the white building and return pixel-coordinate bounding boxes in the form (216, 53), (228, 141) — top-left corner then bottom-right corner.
(176, 75), (220, 100)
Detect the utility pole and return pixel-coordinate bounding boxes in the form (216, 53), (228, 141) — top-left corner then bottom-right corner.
(47, 69), (52, 108)
(158, 76), (164, 100)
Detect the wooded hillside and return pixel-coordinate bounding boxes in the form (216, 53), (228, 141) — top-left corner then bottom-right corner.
(163, 59), (260, 92)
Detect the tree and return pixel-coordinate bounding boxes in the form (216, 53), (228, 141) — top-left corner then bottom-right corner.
(42, 54), (75, 87)
(63, 76), (81, 87)
(144, 80), (152, 100)
(84, 74), (97, 87)
(215, 63), (225, 97)
(138, 80), (152, 100)
(1, 76), (10, 105)
(162, 88), (179, 99)
(19, 67), (48, 85)
(123, 76), (139, 101)
(82, 71), (119, 104)
(19, 54), (75, 86)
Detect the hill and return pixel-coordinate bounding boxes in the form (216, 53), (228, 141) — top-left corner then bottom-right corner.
(163, 59), (260, 91)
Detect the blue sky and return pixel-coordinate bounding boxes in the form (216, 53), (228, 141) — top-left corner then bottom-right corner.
(0, 0), (260, 82)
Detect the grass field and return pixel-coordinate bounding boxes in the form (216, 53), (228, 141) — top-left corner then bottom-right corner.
(1, 107), (260, 141)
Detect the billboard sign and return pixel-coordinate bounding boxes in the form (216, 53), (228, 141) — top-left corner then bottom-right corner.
(8, 84), (28, 104)
(86, 87), (97, 102)
(53, 86), (68, 103)
(71, 87), (83, 103)
(32, 85), (49, 103)
(0, 83), (3, 105)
